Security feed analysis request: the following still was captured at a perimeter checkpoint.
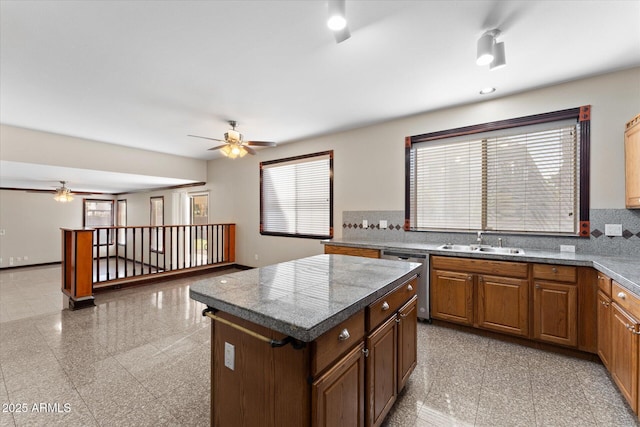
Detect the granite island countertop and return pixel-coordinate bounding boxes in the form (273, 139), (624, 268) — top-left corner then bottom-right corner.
(189, 254), (422, 342)
(323, 239), (640, 295)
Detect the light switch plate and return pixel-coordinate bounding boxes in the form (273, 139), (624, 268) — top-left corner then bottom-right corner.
(362, 219), (368, 228)
(379, 220), (388, 229)
(224, 342), (235, 371)
(605, 224), (623, 236)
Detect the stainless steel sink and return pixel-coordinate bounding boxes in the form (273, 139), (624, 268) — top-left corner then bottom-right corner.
(437, 244), (525, 255)
(476, 247), (525, 255)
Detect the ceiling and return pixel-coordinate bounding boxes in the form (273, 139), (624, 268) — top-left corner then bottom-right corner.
(1, 1), (639, 193)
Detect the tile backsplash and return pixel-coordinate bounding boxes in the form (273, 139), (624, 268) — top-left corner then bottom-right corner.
(342, 209), (640, 257)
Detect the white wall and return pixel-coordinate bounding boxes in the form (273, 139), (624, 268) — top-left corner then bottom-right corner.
(206, 67), (640, 267)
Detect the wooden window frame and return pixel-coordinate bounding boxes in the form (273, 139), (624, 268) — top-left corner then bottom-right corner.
(260, 150), (334, 239)
(405, 106), (591, 237)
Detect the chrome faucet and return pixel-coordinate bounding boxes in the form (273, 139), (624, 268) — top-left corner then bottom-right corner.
(477, 231), (483, 245)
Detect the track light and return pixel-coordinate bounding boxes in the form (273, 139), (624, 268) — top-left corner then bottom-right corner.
(327, 0), (351, 43)
(489, 42), (506, 70)
(476, 29), (506, 70)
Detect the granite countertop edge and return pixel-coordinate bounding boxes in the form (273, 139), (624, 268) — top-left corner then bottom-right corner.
(190, 265), (420, 342)
(322, 239), (640, 295)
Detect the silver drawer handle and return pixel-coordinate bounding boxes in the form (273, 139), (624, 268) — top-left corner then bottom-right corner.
(382, 301), (390, 311)
(407, 284), (413, 291)
(338, 328), (350, 341)
(618, 292), (627, 300)
(552, 267), (558, 273)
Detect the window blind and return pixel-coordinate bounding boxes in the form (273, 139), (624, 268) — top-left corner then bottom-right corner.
(409, 120), (580, 234)
(261, 151), (333, 238)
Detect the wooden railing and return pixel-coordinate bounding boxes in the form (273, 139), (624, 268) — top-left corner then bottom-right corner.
(62, 224), (235, 307)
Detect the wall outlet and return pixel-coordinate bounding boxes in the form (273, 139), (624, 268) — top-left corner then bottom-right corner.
(224, 342), (235, 371)
(254, 254), (259, 261)
(0, 229), (5, 236)
(560, 245), (575, 253)
(379, 220), (388, 229)
(362, 219), (368, 228)
(9, 257), (14, 266)
(605, 224), (623, 236)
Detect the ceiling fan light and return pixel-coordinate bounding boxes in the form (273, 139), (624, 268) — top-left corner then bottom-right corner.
(225, 129), (242, 143)
(220, 145), (232, 157)
(489, 42), (506, 70)
(476, 33), (495, 66)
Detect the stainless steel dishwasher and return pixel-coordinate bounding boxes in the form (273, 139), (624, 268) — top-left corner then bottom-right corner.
(381, 250), (430, 321)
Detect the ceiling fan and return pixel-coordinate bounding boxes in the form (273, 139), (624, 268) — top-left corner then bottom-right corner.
(188, 121), (277, 158)
(53, 181), (74, 202)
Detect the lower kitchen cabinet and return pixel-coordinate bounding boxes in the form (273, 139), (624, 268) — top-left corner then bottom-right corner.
(366, 315), (397, 427)
(477, 274), (529, 337)
(397, 296), (418, 392)
(533, 280), (578, 347)
(431, 269), (473, 326)
(312, 342), (366, 427)
(610, 302), (639, 412)
(597, 290), (613, 369)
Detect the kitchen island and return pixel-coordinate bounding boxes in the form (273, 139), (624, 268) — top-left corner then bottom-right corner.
(190, 254), (422, 427)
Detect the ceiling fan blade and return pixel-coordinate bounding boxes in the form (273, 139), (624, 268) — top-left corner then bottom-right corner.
(208, 144), (230, 151)
(246, 141), (277, 147)
(334, 26), (351, 43)
(188, 134), (225, 142)
(243, 145), (257, 155)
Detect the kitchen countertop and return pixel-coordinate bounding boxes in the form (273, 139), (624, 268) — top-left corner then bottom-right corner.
(323, 239), (640, 295)
(189, 254), (422, 342)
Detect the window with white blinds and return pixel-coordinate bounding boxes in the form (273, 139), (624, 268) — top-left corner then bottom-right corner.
(260, 151), (333, 239)
(409, 119), (582, 235)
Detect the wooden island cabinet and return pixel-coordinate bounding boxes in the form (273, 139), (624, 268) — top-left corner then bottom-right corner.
(190, 255), (420, 427)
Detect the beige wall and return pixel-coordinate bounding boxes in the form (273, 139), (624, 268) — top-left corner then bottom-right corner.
(0, 124), (207, 182)
(1, 67), (638, 268)
(207, 67), (640, 267)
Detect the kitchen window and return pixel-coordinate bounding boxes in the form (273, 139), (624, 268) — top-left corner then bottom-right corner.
(406, 106), (591, 236)
(260, 151), (333, 239)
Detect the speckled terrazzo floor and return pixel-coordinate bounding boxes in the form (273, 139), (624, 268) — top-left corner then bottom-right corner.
(1, 265), (639, 427)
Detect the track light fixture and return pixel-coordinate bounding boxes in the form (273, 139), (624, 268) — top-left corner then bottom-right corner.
(476, 29), (506, 70)
(327, 0), (351, 43)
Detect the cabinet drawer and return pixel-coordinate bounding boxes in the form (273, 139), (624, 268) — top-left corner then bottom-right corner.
(532, 264), (576, 283)
(612, 281), (640, 320)
(367, 277), (417, 331)
(324, 245), (380, 258)
(312, 310), (365, 377)
(597, 273), (612, 296)
(431, 256), (528, 279)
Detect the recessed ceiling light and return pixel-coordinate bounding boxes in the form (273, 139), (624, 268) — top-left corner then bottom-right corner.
(479, 87), (496, 95)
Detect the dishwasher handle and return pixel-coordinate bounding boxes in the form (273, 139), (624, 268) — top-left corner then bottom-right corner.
(382, 251), (427, 260)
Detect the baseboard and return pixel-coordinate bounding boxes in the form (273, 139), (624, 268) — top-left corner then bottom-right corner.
(0, 261), (61, 271)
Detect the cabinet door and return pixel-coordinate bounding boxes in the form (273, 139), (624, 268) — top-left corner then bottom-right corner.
(312, 342), (365, 427)
(477, 274), (529, 337)
(366, 315), (397, 427)
(611, 303), (639, 412)
(533, 281), (577, 347)
(597, 291), (612, 369)
(397, 296), (417, 393)
(625, 115), (640, 208)
(431, 270), (474, 325)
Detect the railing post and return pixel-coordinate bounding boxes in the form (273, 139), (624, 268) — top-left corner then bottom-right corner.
(226, 224), (236, 263)
(61, 228), (95, 310)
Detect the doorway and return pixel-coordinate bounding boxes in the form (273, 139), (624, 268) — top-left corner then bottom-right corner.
(189, 193), (209, 265)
